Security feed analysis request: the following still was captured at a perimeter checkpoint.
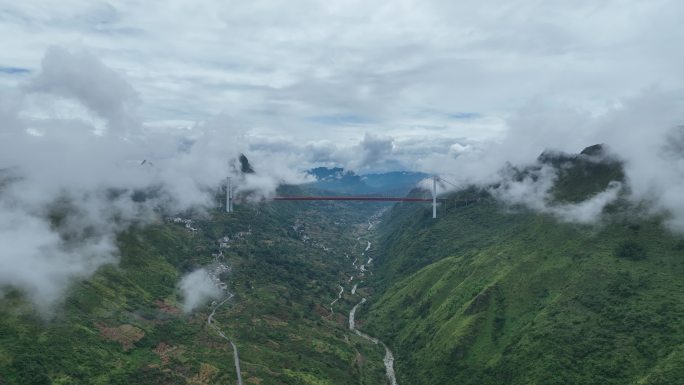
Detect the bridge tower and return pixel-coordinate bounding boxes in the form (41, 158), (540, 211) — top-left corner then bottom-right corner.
(432, 175), (437, 219)
(226, 177), (234, 213)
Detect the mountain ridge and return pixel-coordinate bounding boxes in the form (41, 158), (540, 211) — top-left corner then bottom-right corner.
(361, 145), (684, 385)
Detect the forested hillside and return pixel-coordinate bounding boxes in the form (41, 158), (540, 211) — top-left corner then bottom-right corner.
(4, 146), (684, 385)
(362, 148), (684, 385)
(0, 193), (390, 385)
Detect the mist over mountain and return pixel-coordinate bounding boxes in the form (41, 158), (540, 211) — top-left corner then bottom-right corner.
(4, 138), (684, 384)
(2, 2), (684, 384)
(363, 145), (684, 385)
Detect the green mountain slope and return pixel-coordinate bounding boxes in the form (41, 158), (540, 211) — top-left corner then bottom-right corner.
(0, 192), (390, 385)
(4, 146), (683, 384)
(362, 150), (684, 385)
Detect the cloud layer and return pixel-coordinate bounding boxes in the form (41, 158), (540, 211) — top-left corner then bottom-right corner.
(432, 88), (684, 230)
(0, 48), (301, 311)
(1, 1), (682, 144)
(1, 2), (683, 310)
(2, 48), (683, 313)
(178, 268), (222, 313)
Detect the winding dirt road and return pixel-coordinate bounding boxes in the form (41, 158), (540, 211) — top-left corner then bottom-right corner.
(206, 254), (243, 385)
(208, 293), (243, 385)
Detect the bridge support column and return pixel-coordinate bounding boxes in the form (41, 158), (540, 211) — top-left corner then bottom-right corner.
(432, 175), (437, 219)
(226, 177), (233, 213)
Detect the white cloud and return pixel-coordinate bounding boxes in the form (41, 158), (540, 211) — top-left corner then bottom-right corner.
(25, 47), (140, 133)
(0, 48), (289, 310)
(178, 268), (221, 313)
(0, 1), (681, 143)
(0, 203), (116, 311)
(2, 2), (684, 310)
(431, 87), (684, 230)
(490, 165), (623, 224)
(348, 133), (395, 171)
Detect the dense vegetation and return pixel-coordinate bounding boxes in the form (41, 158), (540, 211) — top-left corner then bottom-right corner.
(362, 149), (684, 385)
(4, 146), (684, 384)
(0, 191), (390, 384)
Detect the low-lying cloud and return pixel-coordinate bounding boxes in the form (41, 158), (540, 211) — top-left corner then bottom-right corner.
(0, 47), (304, 311)
(433, 89), (684, 230)
(490, 164), (623, 224)
(178, 268), (222, 313)
(0, 203), (116, 310)
(2, 44), (684, 313)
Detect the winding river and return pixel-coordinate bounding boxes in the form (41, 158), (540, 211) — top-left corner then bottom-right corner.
(330, 284), (344, 313)
(346, 237), (399, 384)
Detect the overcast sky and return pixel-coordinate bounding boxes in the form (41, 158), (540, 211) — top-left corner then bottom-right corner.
(1, 0), (682, 149)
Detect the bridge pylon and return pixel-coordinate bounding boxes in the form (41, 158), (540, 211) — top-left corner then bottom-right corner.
(226, 177), (234, 213)
(432, 175), (437, 219)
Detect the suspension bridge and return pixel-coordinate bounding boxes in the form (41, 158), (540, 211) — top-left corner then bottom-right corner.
(226, 175), (458, 218)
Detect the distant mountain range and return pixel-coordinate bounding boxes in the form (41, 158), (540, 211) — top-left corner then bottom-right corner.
(305, 167), (429, 196)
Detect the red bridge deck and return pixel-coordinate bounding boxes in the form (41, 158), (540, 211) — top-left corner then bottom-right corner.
(273, 196), (435, 202)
